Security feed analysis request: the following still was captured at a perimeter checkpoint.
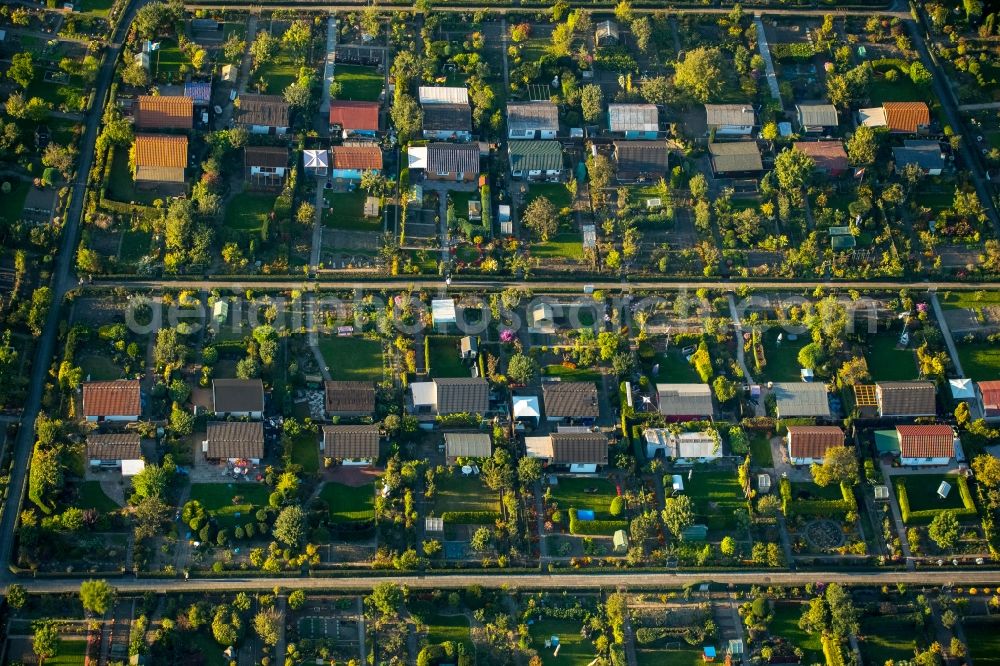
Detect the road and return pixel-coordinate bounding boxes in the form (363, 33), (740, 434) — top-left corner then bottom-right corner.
(0, 0), (147, 569)
(10, 569), (1000, 594)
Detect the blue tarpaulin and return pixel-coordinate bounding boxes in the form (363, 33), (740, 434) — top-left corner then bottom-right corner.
(576, 510), (595, 521)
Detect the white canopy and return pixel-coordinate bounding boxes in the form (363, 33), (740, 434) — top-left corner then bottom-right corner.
(121, 459), (146, 477)
(410, 381), (436, 408)
(304, 149), (329, 169)
(513, 396), (541, 421)
(949, 378), (975, 400)
(407, 146), (428, 170)
(432, 298), (457, 324)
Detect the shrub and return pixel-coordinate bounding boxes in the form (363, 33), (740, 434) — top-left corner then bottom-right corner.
(568, 509), (627, 535)
(441, 511), (501, 525)
(610, 496), (626, 517)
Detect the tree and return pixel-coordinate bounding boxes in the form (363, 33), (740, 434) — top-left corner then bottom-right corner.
(253, 607), (282, 645)
(33, 623), (60, 664)
(518, 456), (543, 486)
(662, 495), (695, 538)
(212, 606), (242, 646)
(774, 147), (815, 191)
(170, 403), (194, 436)
(712, 375), (738, 403)
(673, 47), (725, 103)
(507, 353), (539, 385)
(369, 582), (403, 617)
(361, 170), (387, 196)
(810, 446), (858, 487)
(928, 510), (960, 550)
(8, 52), (35, 89)
(470, 526), (492, 552)
(481, 449), (514, 491)
(797, 342), (825, 370)
(121, 60), (150, 87)
(288, 589), (306, 610)
(273, 505), (305, 547)
(580, 84), (603, 123)
(223, 33), (246, 62)
(631, 17), (652, 53)
(824, 583), (859, 638)
(614, 0), (634, 22)
(522, 195), (560, 241)
(7, 583), (27, 609)
(720, 535), (736, 556)
(131, 463), (172, 500)
(28, 287), (52, 336)
(80, 580), (114, 616)
(390, 93), (422, 143)
(250, 31), (278, 65)
(281, 20), (311, 59)
(689, 173), (708, 200)
(639, 76), (672, 105)
(972, 454), (1000, 488)
(909, 61), (933, 87)
(283, 80), (312, 109)
(42, 143), (74, 178)
(846, 126), (878, 166)
(221, 243), (247, 270)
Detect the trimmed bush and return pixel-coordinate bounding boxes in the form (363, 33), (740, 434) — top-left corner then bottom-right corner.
(610, 496), (626, 517)
(780, 478), (857, 517)
(441, 511), (501, 525)
(897, 476), (977, 524)
(568, 509), (627, 536)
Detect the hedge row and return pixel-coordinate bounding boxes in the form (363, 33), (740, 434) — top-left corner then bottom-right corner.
(822, 636), (849, 666)
(897, 476), (977, 524)
(441, 511), (501, 525)
(780, 479), (857, 516)
(568, 509), (627, 536)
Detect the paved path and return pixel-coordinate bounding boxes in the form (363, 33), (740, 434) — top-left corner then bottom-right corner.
(880, 460), (915, 571)
(0, 0), (148, 572)
(310, 179), (325, 270)
(321, 13), (337, 115)
(929, 291), (964, 378)
(958, 101), (1000, 111)
(753, 13), (781, 101)
(306, 294), (332, 380)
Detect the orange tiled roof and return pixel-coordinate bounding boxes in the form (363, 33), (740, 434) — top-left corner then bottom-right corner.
(896, 424), (954, 458)
(83, 380), (141, 417)
(883, 102), (930, 133)
(330, 144), (383, 170)
(134, 134), (187, 168)
(135, 95), (193, 129)
(329, 100), (380, 131)
(980, 381), (1000, 411)
(787, 425), (845, 459)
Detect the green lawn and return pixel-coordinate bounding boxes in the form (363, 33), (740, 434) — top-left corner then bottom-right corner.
(957, 342), (1000, 381)
(77, 481), (121, 512)
(319, 482), (375, 523)
(424, 612), (474, 657)
(860, 616), (919, 665)
(289, 434), (318, 474)
(651, 349), (701, 383)
(257, 56), (299, 93)
(541, 365), (603, 382)
(154, 40), (190, 80)
(433, 473), (498, 515)
(0, 180), (30, 227)
(532, 232), (584, 260)
(893, 475), (966, 513)
(106, 147), (159, 205)
(529, 618), (595, 666)
(548, 477), (618, 520)
(685, 469), (745, 530)
(527, 183), (573, 211)
(749, 432), (773, 467)
(940, 290), (1000, 310)
(189, 482), (271, 529)
(868, 72), (925, 104)
(78, 0), (114, 16)
(426, 335), (469, 378)
(119, 228), (152, 263)
(760, 328), (807, 382)
(636, 647), (705, 666)
(45, 639), (89, 665)
(791, 481), (845, 501)
(225, 192), (275, 234)
(323, 189), (380, 231)
(965, 621), (1000, 666)
(333, 64), (384, 101)
(863, 333), (918, 381)
(78, 353), (123, 381)
(26, 75), (87, 112)
(317, 336), (384, 381)
(184, 630), (229, 666)
(771, 603), (822, 664)
(913, 188), (955, 214)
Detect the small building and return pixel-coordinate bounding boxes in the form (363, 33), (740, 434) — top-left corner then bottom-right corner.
(328, 100), (380, 139)
(498, 204), (512, 235)
(643, 428), (720, 463)
(425, 516), (444, 534)
(460, 336), (478, 360)
(705, 104), (755, 135)
(507, 102), (559, 140)
(330, 144), (382, 181)
(184, 81), (212, 107)
(135, 95), (193, 130)
(794, 141), (848, 177)
(418, 86), (469, 106)
(212, 300), (229, 324)
(221, 64), (237, 83)
(876, 381), (937, 418)
(212, 378), (265, 419)
(508, 141), (565, 181)
(595, 20), (620, 46)
(236, 94), (290, 135)
(786, 425), (844, 465)
(613, 141), (669, 183)
(82, 380), (142, 422)
(431, 298), (458, 331)
(794, 104), (839, 133)
(134, 134), (187, 187)
(444, 432), (492, 463)
(607, 103), (659, 139)
(892, 140), (945, 175)
(408, 143), (480, 182)
(244, 146), (289, 189)
(324, 380), (376, 417)
(134, 51), (150, 70)
(655, 384), (714, 421)
(512, 395), (541, 427)
(949, 378), (976, 403)
(87, 433), (143, 470)
(979, 380), (1000, 419)
(708, 142), (763, 175)
(409, 378), (489, 416)
(542, 381), (599, 422)
(422, 104), (473, 141)
(897, 424), (956, 466)
(771, 382), (831, 419)
(300, 148), (327, 177)
(528, 302), (556, 334)
(612, 529), (629, 553)
(204, 421), (264, 464)
(853, 384), (879, 419)
(524, 431), (609, 472)
(321, 424), (380, 465)
(883, 102), (931, 134)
